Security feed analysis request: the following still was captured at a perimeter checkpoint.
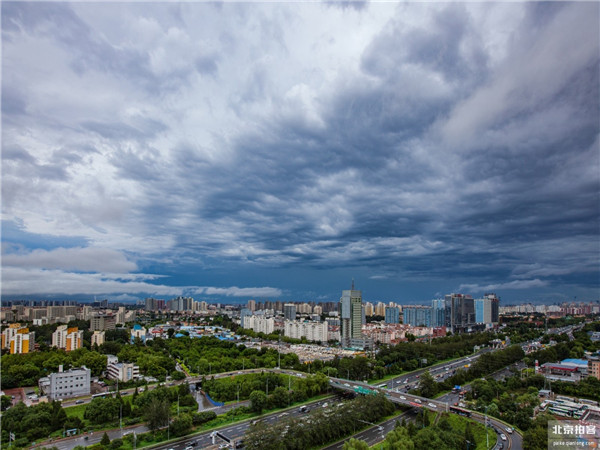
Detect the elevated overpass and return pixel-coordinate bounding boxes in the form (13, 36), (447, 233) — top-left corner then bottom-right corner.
(328, 377), (449, 412)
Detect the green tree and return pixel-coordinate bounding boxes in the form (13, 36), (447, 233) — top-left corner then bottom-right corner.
(249, 390), (267, 414)
(1, 395), (12, 411)
(144, 398), (170, 433)
(84, 397), (120, 424)
(109, 438), (123, 449)
(418, 371), (438, 398)
(101, 432), (111, 446)
(170, 413), (192, 437)
(270, 386), (289, 408)
(343, 438), (369, 450)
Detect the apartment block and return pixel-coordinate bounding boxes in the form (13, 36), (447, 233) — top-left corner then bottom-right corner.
(52, 325), (84, 351)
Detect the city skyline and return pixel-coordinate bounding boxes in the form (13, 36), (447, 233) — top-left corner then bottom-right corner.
(2, 2), (599, 304)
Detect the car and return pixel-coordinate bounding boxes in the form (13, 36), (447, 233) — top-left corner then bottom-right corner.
(299, 405), (308, 413)
(377, 426), (384, 431)
(76, 400), (85, 404)
(344, 383), (350, 387)
(428, 403), (437, 408)
(186, 442), (196, 447)
(414, 399), (421, 404)
(400, 396), (406, 400)
(500, 434), (507, 441)
(278, 412), (289, 418)
(505, 427), (513, 434)
(403, 380), (408, 384)
(322, 403), (328, 408)
(185, 446), (194, 450)
(454, 402), (459, 406)
(218, 445), (229, 449)
(416, 375), (420, 378)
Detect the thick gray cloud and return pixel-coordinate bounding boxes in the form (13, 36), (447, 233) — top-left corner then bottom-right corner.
(1, 2), (598, 302)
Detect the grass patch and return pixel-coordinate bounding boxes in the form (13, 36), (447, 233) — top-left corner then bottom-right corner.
(444, 413), (496, 450)
(64, 403), (88, 421)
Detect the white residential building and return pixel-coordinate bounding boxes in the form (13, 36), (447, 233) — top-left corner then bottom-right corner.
(91, 330), (105, 347)
(243, 316), (275, 334)
(284, 320), (328, 342)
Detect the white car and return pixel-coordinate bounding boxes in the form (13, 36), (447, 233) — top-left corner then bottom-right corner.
(500, 434), (507, 441)
(414, 399), (421, 404)
(400, 396), (406, 400)
(505, 427), (513, 434)
(428, 403), (437, 408)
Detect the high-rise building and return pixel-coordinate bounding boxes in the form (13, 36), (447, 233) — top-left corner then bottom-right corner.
(91, 331), (105, 347)
(298, 303), (312, 314)
(90, 314), (116, 331)
(431, 299), (445, 327)
(375, 302), (386, 317)
(403, 306), (432, 327)
(243, 316), (275, 335)
(384, 307), (400, 324)
(9, 327), (35, 354)
(1, 323), (22, 349)
(145, 298), (158, 311)
(339, 282), (363, 347)
(313, 305), (323, 316)
(247, 300), (256, 312)
(444, 293), (475, 333)
(52, 325), (83, 351)
(116, 307), (126, 325)
(284, 320), (328, 342)
(168, 296), (193, 312)
(284, 304), (297, 321)
(474, 293), (500, 325)
(363, 302), (374, 317)
(240, 308), (252, 328)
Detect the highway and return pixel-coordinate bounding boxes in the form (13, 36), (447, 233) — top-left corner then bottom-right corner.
(39, 345), (531, 450)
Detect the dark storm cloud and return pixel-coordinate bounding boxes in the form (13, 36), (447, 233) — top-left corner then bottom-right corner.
(2, 2), (598, 301)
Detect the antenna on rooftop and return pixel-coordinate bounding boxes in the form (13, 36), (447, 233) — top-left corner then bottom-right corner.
(351, 278), (355, 290)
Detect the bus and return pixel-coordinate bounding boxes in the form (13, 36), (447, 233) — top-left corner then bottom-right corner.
(91, 392), (114, 399)
(449, 406), (472, 417)
(579, 399), (598, 407)
(549, 406), (573, 418)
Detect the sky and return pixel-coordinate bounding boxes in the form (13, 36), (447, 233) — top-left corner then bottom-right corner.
(1, 1), (599, 305)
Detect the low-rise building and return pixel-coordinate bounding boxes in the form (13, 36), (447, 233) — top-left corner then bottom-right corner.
(38, 365), (91, 400)
(107, 362), (140, 382)
(131, 324), (147, 343)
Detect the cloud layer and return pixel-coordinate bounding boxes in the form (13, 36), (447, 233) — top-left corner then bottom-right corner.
(2, 2), (598, 303)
